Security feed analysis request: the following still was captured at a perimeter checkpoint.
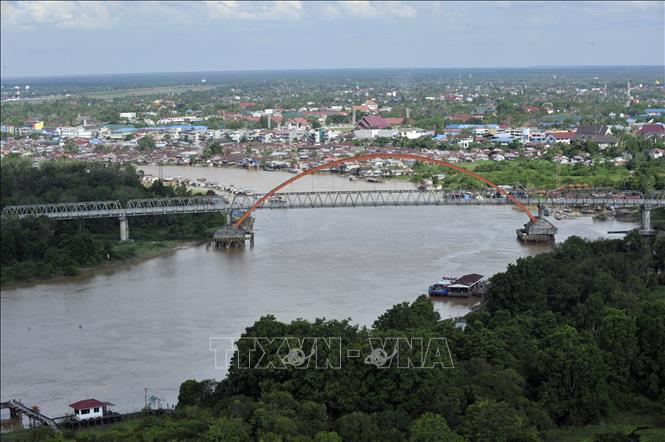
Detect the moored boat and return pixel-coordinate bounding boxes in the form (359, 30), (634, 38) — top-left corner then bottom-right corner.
(428, 274), (487, 298)
(427, 276), (457, 296)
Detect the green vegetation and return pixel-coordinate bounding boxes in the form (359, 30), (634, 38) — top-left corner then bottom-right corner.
(0, 158), (226, 285)
(542, 413), (665, 442)
(137, 134), (156, 151)
(409, 158), (665, 190)
(18, 233), (665, 441)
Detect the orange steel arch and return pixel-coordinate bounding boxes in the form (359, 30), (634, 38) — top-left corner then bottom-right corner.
(234, 153), (536, 228)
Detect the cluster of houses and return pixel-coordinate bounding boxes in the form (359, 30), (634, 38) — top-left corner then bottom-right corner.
(1, 96), (664, 171)
(432, 123), (625, 150)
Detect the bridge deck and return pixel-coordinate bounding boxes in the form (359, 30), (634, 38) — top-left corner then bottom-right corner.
(2, 190), (663, 220)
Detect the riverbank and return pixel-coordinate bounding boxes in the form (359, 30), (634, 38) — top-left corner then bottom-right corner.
(1, 158), (230, 288)
(138, 164), (416, 194)
(0, 239), (203, 289)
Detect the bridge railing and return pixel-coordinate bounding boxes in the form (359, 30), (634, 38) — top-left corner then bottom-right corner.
(2, 191), (664, 220)
(125, 196), (229, 215)
(1, 201), (123, 219)
(231, 190), (665, 210)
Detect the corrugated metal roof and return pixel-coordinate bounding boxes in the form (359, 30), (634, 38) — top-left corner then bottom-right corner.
(452, 273), (484, 287)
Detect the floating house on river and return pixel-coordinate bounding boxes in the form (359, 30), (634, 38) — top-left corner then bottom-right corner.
(429, 274), (487, 298)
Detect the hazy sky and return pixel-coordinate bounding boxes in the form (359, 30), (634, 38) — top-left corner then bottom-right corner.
(1, 1), (663, 77)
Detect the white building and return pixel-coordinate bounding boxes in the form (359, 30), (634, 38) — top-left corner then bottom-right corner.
(400, 129), (434, 140)
(69, 399), (114, 421)
(457, 137), (474, 149)
(56, 126), (93, 139)
(353, 129), (396, 140)
(365, 100), (378, 112)
(119, 112), (137, 121)
(649, 148), (665, 159)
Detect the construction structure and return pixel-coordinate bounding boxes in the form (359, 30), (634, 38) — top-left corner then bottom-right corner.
(210, 227), (253, 248)
(516, 204), (558, 242)
(210, 211), (254, 248)
(0, 399), (58, 431)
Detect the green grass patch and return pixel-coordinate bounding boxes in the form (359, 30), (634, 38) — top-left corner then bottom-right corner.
(648, 285), (665, 302)
(409, 159), (635, 189)
(106, 240), (183, 261)
(542, 413), (665, 442)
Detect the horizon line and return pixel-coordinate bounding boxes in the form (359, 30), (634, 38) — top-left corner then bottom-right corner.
(2, 64), (663, 81)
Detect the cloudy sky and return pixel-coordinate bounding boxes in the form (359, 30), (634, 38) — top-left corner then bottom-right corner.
(1, 1), (663, 77)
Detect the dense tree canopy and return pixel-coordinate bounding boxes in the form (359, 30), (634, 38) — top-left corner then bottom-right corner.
(0, 157), (226, 285)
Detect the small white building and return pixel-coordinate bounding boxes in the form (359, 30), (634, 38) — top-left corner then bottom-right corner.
(119, 112), (137, 121)
(353, 128), (397, 140)
(649, 148), (665, 159)
(69, 399), (114, 421)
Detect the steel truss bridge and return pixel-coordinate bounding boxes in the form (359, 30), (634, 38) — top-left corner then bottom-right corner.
(3, 190), (664, 221)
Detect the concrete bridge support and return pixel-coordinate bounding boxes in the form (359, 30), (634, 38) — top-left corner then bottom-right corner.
(119, 216), (129, 241)
(640, 204), (654, 236)
(516, 203), (558, 243)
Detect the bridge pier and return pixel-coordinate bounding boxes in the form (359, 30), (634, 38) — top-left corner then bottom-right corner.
(639, 204), (654, 236)
(210, 226), (252, 248)
(516, 203), (558, 243)
(119, 216), (129, 241)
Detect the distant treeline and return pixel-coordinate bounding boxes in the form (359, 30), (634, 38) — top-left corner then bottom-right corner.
(0, 157), (225, 285)
(410, 157), (665, 191)
(24, 233), (663, 441)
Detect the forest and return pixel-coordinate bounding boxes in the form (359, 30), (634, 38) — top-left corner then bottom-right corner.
(13, 233), (665, 441)
(0, 157), (226, 285)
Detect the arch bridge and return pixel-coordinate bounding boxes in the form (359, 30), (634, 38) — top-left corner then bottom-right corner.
(2, 154), (663, 241)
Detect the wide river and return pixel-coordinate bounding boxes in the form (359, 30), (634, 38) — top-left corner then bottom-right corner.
(1, 166), (637, 416)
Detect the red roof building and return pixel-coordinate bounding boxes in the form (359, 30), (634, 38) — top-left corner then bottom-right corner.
(287, 117), (308, 127)
(354, 116), (403, 130)
(383, 117), (404, 126)
(69, 398), (115, 421)
(449, 114), (474, 123)
(637, 124), (665, 137)
(69, 399), (107, 410)
(549, 131), (575, 141)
